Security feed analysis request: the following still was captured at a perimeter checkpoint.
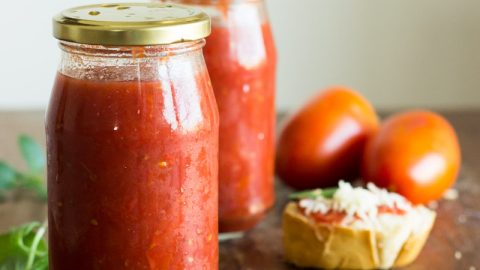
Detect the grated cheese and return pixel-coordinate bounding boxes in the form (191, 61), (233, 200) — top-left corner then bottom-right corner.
(299, 181), (413, 225)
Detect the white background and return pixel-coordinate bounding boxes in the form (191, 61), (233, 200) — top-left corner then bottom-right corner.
(1, 0), (480, 111)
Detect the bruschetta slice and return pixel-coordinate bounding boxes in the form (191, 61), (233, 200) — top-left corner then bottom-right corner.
(283, 181), (436, 269)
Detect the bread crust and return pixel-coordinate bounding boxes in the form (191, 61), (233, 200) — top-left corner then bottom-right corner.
(283, 202), (435, 269)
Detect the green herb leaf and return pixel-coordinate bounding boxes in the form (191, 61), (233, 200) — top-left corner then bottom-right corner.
(0, 222), (48, 270)
(18, 135), (45, 174)
(0, 162), (16, 190)
(321, 188), (338, 199)
(289, 187), (338, 200)
(0, 135), (47, 201)
(16, 173), (47, 200)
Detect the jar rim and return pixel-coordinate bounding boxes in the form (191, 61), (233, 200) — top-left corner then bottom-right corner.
(58, 39), (206, 58)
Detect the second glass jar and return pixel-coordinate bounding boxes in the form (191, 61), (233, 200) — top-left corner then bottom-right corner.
(164, 0), (277, 232)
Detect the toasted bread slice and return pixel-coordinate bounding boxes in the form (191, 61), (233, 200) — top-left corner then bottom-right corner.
(283, 202), (435, 269)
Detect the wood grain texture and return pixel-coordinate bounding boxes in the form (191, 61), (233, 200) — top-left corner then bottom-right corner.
(0, 111), (478, 270)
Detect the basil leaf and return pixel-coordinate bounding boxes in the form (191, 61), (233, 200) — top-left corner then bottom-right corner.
(321, 188), (338, 199)
(16, 174), (47, 200)
(289, 187), (338, 200)
(18, 135), (45, 174)
(289, 189), (322, 200)
(0, 162), (16, 190)
(0, 135), (47, 201)
(0, 222), (48, 270)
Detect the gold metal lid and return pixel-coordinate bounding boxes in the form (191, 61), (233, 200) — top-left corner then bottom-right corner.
(53, 3), (211, 46)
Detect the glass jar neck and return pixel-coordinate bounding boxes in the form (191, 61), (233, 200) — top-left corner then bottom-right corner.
(59, 40), (206, 58)
(57, 39), (206, 81)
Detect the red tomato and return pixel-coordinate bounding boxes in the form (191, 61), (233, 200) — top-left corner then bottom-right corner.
(276, 87), (379, 189)
(362, 110), (461, 204)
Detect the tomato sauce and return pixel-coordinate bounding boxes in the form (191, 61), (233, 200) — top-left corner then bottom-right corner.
(203, 21), (277, 232)
(300, 204), (407, 225)
(46, 73), (218, 269)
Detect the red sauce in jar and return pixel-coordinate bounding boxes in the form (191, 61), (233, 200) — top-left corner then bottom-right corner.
(203, 21), (277, 232)
(47, 73), (218, 269)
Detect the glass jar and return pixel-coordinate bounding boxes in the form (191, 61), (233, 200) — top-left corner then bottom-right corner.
(47, 4), (219, 269)
(163, 0), (277, 233)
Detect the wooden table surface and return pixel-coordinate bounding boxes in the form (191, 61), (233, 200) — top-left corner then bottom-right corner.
(0, 110), (479, 270)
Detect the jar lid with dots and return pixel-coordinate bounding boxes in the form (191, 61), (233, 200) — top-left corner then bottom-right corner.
(53, 3), (211, 46)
